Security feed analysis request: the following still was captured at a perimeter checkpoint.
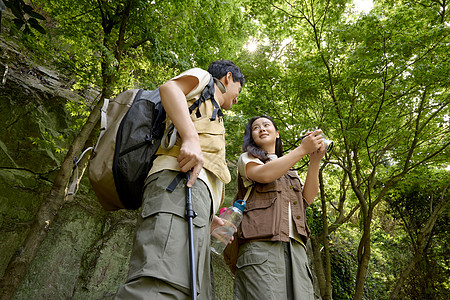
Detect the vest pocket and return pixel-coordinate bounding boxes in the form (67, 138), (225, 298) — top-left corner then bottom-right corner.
(255, 180), (278, 194)
(240, 197), (278, 240)
(194, 117), (225, 154)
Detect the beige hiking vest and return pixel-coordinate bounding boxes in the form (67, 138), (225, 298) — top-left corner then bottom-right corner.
(156, 96), (231, 184)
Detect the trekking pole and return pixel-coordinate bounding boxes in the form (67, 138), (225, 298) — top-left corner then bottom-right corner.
(185, 172), (197, 300)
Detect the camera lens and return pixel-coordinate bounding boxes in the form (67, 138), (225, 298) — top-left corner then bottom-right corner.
(322, 137), (333, 152)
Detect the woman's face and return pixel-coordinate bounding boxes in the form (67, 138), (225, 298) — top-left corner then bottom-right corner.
(251, 117), (279, 151)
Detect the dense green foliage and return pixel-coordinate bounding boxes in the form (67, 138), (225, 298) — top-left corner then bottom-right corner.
(3, 0), (46, 34)
(2, 0), (449, 299)
(33, 0), (252, 95)
(230, 1), (449, 298)
(384, 169), (450, 299)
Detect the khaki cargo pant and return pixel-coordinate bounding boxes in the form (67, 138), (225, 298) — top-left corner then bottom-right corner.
(115, 170), (214, 300)
(234, 240), (315, 300)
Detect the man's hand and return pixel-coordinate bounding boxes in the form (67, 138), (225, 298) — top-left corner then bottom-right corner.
(210, 215), (236, 244)
(211, 215), (225, 233)
(178, 137), (204, 187)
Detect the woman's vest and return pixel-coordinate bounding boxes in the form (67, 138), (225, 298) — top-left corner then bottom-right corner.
(156, 94), (231, 184)
(236, 170), (311, 244)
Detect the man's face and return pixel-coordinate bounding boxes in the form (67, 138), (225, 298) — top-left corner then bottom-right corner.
(221, 76), (242, 110)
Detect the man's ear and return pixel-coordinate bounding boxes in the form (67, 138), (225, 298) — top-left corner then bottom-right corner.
(225, 72), (233, 84)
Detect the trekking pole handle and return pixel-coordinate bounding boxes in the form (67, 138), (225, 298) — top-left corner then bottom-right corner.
(185, 172), (197, 219)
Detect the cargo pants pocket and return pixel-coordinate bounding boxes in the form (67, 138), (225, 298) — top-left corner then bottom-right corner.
(127, 170), (211, 297)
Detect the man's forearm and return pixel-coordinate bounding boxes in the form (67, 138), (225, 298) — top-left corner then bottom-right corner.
(159, 80), (198, 141)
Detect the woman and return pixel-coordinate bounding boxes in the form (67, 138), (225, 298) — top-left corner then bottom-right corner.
(230, 115), (326, 300)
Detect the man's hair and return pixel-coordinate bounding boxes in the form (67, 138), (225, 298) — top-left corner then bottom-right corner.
(207, 60), (245, 86)
(242, 115), (283, 163)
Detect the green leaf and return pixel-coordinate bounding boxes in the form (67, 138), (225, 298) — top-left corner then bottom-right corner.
(10, 4), (24, 20)
(3, 0), (16, 9)
(22, 4), (34, 14)
(29, 20), (46, 34)
(28, 10), (46, 21)
(13, 18), (24, 29)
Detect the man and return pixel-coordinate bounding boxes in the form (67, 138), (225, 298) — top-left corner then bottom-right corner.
(115, 60), (245, 299)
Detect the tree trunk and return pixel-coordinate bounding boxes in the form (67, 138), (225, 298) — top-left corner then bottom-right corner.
(321, 224), (332, 300)
(311, 236), (327, 298)
(352, 219), (372, 300)
(319, 169), (333, 299)
(0, 97), (104, 300)
(388, 249), (423, 300)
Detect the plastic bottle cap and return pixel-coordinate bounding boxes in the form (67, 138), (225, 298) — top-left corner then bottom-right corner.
(233, 199), (246, 212)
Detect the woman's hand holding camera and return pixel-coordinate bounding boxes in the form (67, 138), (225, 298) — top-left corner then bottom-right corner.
(300, 129), (324, 154)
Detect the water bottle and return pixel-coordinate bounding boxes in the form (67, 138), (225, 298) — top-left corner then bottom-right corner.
(210, 200), (246, 255)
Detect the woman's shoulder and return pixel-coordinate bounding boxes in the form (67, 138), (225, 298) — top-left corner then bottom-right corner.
(237, 152), (263, 183)
(238, 152), (264, 166)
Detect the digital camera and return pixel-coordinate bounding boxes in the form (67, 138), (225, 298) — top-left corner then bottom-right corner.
(299, 132), (333, 153)
(322, 136), (333, 153)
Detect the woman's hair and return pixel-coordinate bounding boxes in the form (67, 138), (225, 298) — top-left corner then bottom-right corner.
(242, 115), (283, 163)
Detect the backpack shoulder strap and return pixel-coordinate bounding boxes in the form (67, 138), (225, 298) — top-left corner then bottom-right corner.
(161, 74), (221, 150)
(66, 146), (94, 200)
(188, 75), (223, 121)
(67, 95), (112, 200)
